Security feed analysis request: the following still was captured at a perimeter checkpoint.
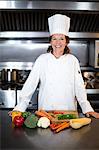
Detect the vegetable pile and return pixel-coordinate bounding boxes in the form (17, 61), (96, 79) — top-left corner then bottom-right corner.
(11, 110), (92, 133)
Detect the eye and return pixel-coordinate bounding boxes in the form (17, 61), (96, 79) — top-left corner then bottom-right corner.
(51, 38), (56, 41)
(60, 38), (64, 40)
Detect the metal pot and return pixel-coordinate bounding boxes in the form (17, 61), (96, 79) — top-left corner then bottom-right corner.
(11, 69), (17, 82)
(1, 69), (8, 82)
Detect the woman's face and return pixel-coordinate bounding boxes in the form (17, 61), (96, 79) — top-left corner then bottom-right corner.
(50, 34), (67, 58)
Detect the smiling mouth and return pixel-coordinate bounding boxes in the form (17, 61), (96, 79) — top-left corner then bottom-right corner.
(55, 45), (62, 48)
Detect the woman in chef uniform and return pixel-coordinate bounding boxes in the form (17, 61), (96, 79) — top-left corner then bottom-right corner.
(11, 14), (99, 118)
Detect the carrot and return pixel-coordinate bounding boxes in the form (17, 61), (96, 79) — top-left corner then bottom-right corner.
(50, 122), (69, 131)
(35, 111), (47, 117)
(55, 122), (70, 133)
(40, 110), (55, 121)
(50, 122), (66, 130)
(35, 110), (54, 121)
(50, 123), (59, 130)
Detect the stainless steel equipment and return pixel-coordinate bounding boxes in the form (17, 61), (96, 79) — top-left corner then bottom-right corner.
(89, 40), (99, 68)
(83, 71), (99, 89)
(0, 90), (15, 108)
(0, 68), (38, 109)
(0, 40), (89, 67)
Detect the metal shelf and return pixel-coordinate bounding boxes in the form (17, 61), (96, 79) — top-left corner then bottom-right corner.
(86, 89), (99, 94)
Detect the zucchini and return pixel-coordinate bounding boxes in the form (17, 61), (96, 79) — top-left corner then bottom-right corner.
(57, 114), (77, 120)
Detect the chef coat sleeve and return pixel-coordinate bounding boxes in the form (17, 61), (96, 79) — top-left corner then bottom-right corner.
(13, 57), (41, 112)
(74, 59), (94, 114)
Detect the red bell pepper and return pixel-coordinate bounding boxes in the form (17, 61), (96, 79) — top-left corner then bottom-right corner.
(13, 116), (24, 127)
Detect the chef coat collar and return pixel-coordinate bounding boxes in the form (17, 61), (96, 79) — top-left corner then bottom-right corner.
(50, 52), (66, 60)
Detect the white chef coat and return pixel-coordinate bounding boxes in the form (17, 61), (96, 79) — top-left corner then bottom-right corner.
(13, 53), (94, 114)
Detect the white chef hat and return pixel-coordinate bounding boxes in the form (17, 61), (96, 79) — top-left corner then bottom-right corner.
(48, 14), (70, 36)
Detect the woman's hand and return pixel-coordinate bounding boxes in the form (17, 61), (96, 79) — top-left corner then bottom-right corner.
(85, 111), (99, 119)
(8, 111), (13, 117)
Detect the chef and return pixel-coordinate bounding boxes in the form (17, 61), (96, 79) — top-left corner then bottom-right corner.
(10, 14), (99, 118)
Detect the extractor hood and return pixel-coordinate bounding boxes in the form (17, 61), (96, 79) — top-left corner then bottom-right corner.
(0, 0), (99, 34)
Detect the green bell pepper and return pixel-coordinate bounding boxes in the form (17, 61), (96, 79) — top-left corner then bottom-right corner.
(22, 111), (31, 119)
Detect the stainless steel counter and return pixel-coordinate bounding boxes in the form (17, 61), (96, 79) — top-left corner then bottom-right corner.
(1, 110), (99, 150)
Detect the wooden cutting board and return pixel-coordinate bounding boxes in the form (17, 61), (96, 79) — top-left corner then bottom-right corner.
(47, 110), (79, 123)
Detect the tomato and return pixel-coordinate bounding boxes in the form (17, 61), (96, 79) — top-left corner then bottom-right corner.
(13, 116), (24, 127)
(53, 111), (64, 114)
